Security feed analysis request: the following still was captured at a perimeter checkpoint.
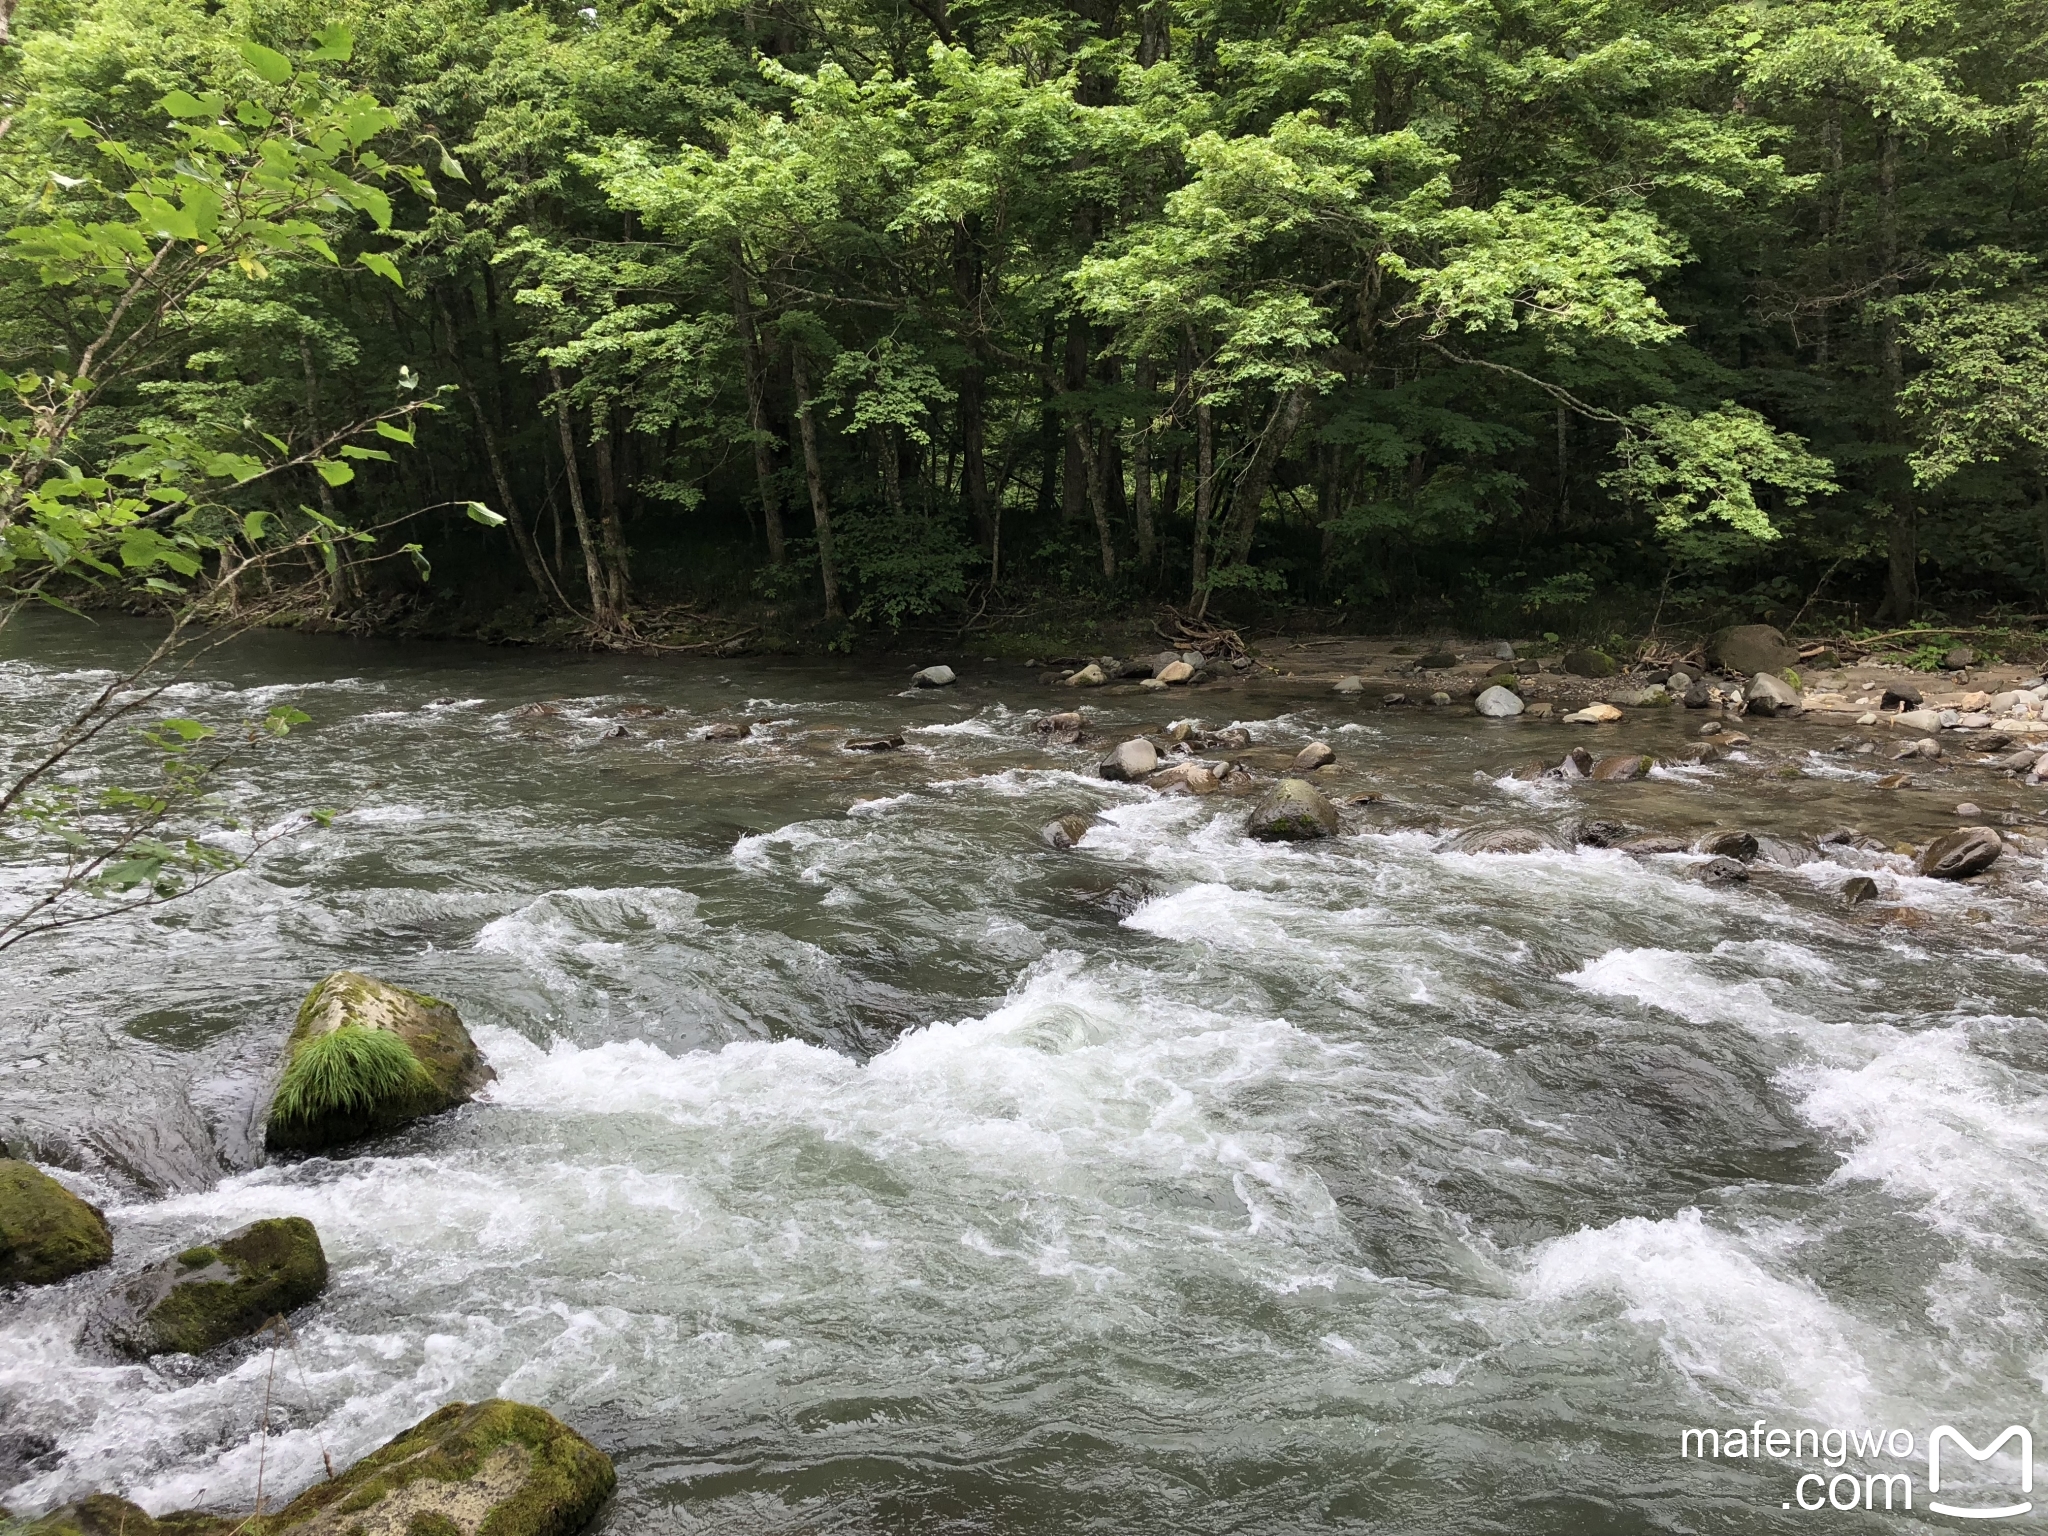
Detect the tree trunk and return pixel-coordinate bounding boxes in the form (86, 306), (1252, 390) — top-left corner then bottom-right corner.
(1223, 386), (1309, 567)
(1191, 398), (1214, 611)
(1131, 357), (1156, 573)
(729, 257), (786, 564)
(1137, 0), (1171, 65)
(1061, 311), (1089, 522)
(1875, 117), (1916, 622)
(790, 348), (843, 620)
(436, 296), (551, 602)
(1069, 421), (1118, 580)
(593, 417), (630, 613)
(547, 364), (615, 627)
(959, 363), (993, 551)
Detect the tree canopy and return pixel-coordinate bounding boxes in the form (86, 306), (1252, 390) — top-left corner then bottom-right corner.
(1, 0), (2041, 638)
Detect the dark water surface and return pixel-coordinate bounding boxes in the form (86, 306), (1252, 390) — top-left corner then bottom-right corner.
(2, 617), (2045, 1532)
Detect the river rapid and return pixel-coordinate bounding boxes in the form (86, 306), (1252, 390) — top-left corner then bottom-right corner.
(2, 617), (2046, 1534)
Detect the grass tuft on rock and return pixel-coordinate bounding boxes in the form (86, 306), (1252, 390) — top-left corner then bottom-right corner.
(271, 1025), (432, 1128)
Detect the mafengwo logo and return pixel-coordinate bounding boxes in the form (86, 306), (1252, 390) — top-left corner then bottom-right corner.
(1680, 1420), (2034, 1516)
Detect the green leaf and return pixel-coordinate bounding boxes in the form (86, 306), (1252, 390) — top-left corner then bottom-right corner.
(356, 250), (403, 287)
(160, 90), (214, 119)
(465, 501), (507, 527)
(308, 23), (354, 60)
(338, 444), (391, 460)
(314, 458), (355, 486)
(265, 704), (311, 735)
(438, 150), (468, 182)
(237, 40), (294, 86)
(242, 509), (271, 543)
(373, 419), (415, 444)
(310, 807), (338, 827)
(158, 718), (214, 742)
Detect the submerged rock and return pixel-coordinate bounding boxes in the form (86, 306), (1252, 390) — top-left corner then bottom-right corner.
(1841, 875), (1880, 906)
(1916, 827), (2002, 880)
(1065, 663), (1107, 687)
(1589, 753), (1652, 781)
(1040, 813), (1096, 850)
(1448, 827), (1554, 854)
(1695, 829), (1759, 862)
(703, 721), (751, 741)
(94, 1217), (326, 1357)
(264, 972), (493, 1155)
(1246, 778), (1340, 842)
(24, 1400), (615, 1536)
(1291, 741), (1335, 771)
(1695, 855), (1750, 886)
(0, 1159), (111, 1285)
(1099, 738), (1159, 782)
(1033, 711), (1086, 746)
(1572, 818), (1634, 848)
(845, 735), (905, 751)
(1707, 624), (1798, 675)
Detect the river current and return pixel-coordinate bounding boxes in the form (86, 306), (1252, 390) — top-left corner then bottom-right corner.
(2, 618), (2045, 1533)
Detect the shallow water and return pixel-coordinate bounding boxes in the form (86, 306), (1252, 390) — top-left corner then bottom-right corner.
(3, 617), (2045, 1532)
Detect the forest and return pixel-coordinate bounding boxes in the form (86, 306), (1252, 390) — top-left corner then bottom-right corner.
(0, 0), (2042, 645)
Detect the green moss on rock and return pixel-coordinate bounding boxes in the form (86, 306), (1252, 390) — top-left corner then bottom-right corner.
(96, 1217), (327, 1357)
(20, 1495), (235, 1536)
(259, 1399), (613, 1536)
(0, 1159), (111, 1285)
(1246, 778), (1342, 842)
(264, 972), (494, 1154)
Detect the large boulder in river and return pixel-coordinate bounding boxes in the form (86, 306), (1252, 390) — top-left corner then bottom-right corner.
(1563, 649), (1617, 678)
(1474, 685), (1524, 718)
(1040, 812), (1096, 849)
(1745, 671), (1802, 717)
(1098, 738), (1159, 782)
(0, 1159), (111, 1285)
(24, 1400), (615, 1536)
(1916, 827), (2002, 880)
(1247, 778), (1340, 841)
(92, 1217), (326, 1358)
(1707, 624), (1798, 675)
(264, 972), (493, 1155)
(911, 664), (955, 688)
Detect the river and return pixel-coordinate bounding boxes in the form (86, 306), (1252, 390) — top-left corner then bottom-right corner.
(2, 616), (2044, 1532)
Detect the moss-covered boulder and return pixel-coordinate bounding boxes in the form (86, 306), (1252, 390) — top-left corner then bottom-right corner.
(264, 972), (493, 1154)
(17, 1494), (234, 1536)
(262, 1399), (613, 1535)
(22, 1401), (610, 1536)
(93, 1217), (327, 1357)
(1246, 778), (1341, 842)
(0, 1159), (112, 1285)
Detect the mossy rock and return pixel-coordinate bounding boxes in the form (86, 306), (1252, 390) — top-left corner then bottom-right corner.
(93, 1217), (327, 1357)
(1246, 778), (1341, 842)
(258, 1399), (613, 1536)
(24, 1401), (610, 1536)
(1562, 649), (1618, 678)
(17, 1498), (236, 1536)
(0, 1159), (111, 1285)
(265, 972), (494, 1154)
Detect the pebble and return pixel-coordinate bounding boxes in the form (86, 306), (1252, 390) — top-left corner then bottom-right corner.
(1955, 803), (1983, 817)
(1292, 741), (1336, 771)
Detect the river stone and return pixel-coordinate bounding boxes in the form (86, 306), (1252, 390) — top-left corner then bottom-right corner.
(1246, 778), (1341, 841)
(1841, 875), (1880, 906)
(0, 1159), (111, 1285)
(94, 1217), (326, 1358)
(1892, 708), (1942, 733)
(1589, 753), (1652, 781)
(1682, 683), (1712, 709)
(1666, 670), (1693, 692)
(1333, 675), (1364, 695)
(1695, 855), (1750, 886)
(1033, 711), (1085, 746)
(1620, 835), (1689, 854)
(1098, 738), (1159, 782)
(1695, 829), (1758, 862)
(1065, 663), (1106, 687)
(1040, 813), (1095, 849)
(1418, 650), (1459, 669)
(1915, 827), (2002, 879)
(1474, 685), (1524, 718)
(1942, 646), (1976, 671)
(1448, 827), (1552, 854)
(1745, 672), (1802, 716)
(911, 664), (955, 688)
(1563, 649), (1617, 678)
(1563, 703), (1623, 724)
(845, 735), (904, 751)
(37, 1400), (617, 1536)
(1706, 624), (1798, 675)
(1156, 660), (1196, 685)
(264, 973), (494, 1155)
(1881, 682), (1922, 708)
(1557, 747), (1595, 779)
(1572, 818), (1634, 848)
(1291, 741), (1335, 771)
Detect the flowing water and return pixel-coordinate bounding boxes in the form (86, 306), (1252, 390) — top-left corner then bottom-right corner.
(3, 616), (2046, 1533)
